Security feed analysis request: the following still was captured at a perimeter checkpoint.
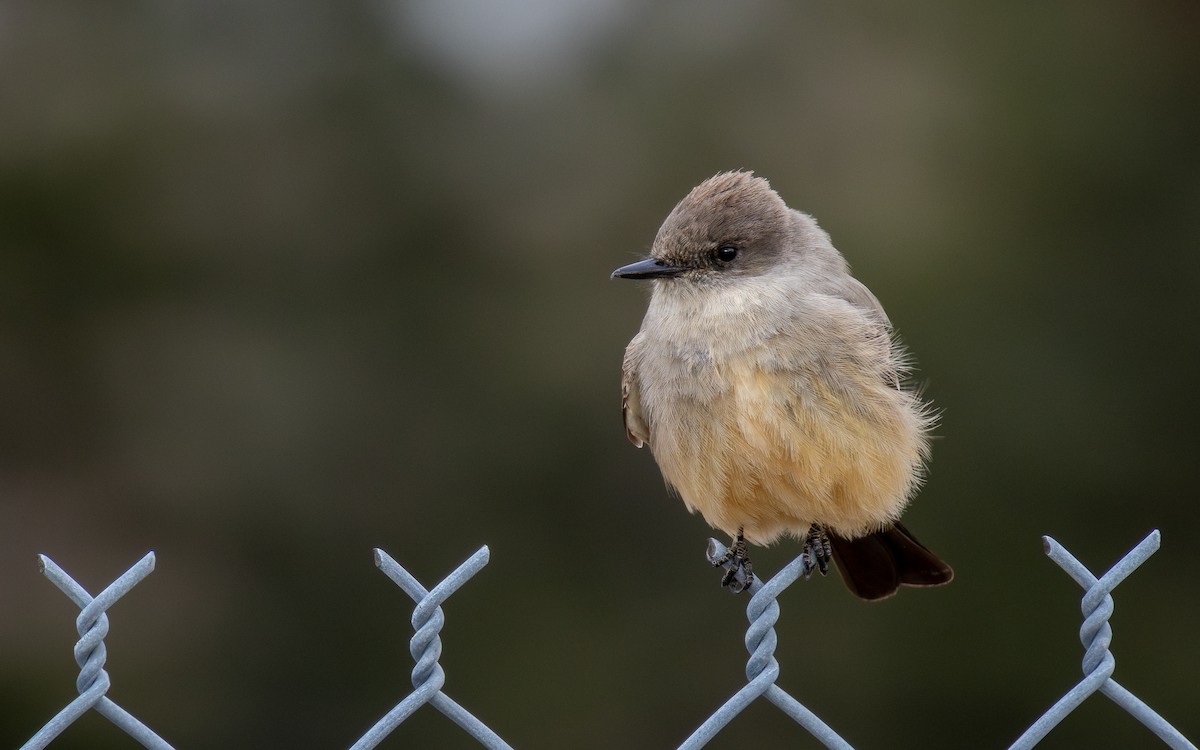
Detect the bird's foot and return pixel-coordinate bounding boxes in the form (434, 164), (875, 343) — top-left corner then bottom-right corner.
(711, 529), (754, 593)
(803, 525), (832, 577)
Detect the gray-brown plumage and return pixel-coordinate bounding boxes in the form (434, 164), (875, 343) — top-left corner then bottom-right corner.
(614, 171), (952, 600)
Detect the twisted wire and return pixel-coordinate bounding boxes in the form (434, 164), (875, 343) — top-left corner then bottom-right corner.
(1009, 530), (1196, 750)
(349, 547), (513, 750)
(21, 552), (173, 750)
(19, 533), (1196, 750)
(677, 541), (854, 750)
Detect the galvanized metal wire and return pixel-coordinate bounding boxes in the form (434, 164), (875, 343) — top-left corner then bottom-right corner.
(351, 546), (513, 750)
(677, 539), (853, 750)
(18, 531), (1196, 749)
(1008, 530), (1197, 750)
(22, 552), (173, 750)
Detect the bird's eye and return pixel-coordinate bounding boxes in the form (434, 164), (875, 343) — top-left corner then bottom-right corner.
(715, 246), (738, 263)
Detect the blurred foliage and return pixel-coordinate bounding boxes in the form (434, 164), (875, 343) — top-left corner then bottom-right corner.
(2, 1), (1198, 748)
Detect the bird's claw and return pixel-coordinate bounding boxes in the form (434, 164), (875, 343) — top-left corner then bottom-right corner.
(803, 525), (833, 577)
(711, 530), (754, 593)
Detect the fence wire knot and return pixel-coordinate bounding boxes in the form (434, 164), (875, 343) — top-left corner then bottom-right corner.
(18, 532), (1196, 750)
(1009, 529), (1196, 750)
(676, 540), (854, 750)
(350, 547), (513, 750)
(22, 552), (173, 750)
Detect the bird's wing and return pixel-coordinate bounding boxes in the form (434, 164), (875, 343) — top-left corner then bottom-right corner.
(837, 276), (893, 329)
(621, 336), (649, 448)
(828, 275), (909, 389)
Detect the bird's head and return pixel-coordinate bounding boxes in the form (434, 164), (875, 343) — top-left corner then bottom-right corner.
(611, 171), (798, 285)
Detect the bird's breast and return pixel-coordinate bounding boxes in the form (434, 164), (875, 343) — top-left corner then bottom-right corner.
(634, 323), (928, 542)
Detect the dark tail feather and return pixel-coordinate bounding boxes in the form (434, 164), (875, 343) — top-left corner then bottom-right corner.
(827, 522), (954, 601)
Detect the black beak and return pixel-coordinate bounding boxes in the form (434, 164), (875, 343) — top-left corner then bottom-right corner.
(611, 258), (686, 280)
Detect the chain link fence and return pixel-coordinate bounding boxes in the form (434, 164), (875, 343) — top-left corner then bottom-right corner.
(16, 530), (1196, 750)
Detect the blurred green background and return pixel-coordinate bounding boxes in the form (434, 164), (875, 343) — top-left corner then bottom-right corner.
(3, 2), (1198, 748)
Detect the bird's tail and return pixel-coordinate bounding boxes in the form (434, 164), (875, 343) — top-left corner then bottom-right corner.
(827, 522), (953, 601)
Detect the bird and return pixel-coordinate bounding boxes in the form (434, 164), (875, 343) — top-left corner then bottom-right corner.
(612, 171), (953, 600)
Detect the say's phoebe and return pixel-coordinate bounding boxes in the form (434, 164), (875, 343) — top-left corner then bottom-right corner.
(613, 171), (953, 600)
